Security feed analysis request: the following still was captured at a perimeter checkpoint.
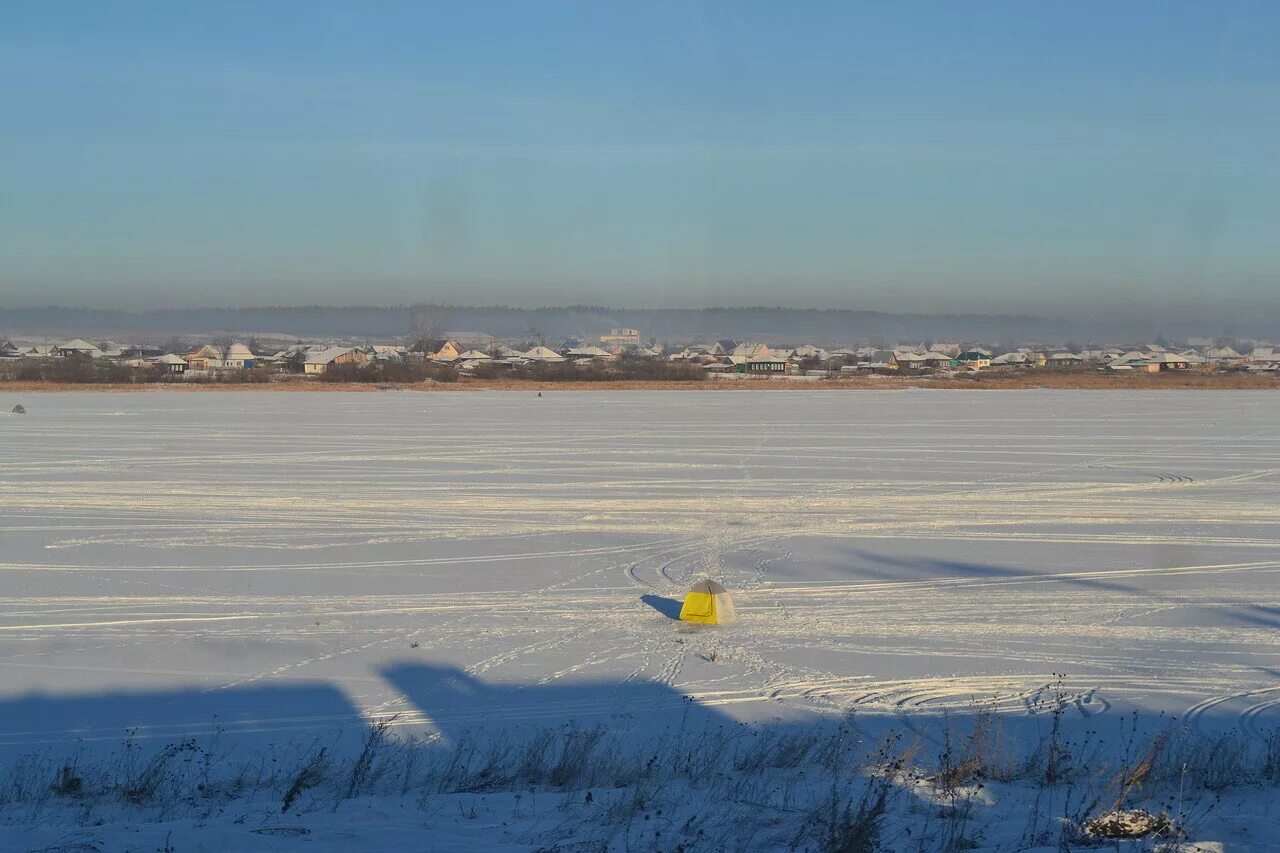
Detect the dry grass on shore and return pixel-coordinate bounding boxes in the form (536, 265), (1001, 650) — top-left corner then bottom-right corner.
(1, 370), (1276, 393)
(0, 710), (1272, 850)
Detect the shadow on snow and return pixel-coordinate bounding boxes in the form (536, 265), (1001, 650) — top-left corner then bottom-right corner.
(639, 593), (683, 620)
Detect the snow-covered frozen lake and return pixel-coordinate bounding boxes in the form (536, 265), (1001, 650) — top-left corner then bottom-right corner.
(2, 389), (1279, 757)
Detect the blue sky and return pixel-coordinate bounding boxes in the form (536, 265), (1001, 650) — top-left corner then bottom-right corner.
(1, 1), (1277, 319)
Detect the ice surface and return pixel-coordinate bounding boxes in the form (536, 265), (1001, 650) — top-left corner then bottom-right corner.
(1, 389), (1278, 757)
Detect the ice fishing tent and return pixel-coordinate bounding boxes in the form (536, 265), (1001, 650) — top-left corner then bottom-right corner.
(679, 580), (735, 625)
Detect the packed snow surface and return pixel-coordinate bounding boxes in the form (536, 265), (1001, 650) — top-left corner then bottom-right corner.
(0, 389), (1278, 849)
(2, 390), (1279, 746)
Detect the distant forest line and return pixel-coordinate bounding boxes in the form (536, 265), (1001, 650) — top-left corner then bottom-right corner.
(0, 304), (1254, 344)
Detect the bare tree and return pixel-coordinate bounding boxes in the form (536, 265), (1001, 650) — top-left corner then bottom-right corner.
(1215, 334), (1240, 350)
(282, 348), (307, 373)
(408, 303), (453, 348)
(162, 335), (188, 355)
(210, 335), (234, 364)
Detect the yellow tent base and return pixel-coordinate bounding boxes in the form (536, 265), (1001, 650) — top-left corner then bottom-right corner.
(679, 591), (719, 623)
(678, 580), (735, 625)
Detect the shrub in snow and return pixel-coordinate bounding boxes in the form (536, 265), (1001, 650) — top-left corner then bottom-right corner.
(1085, 808), (1176, 839)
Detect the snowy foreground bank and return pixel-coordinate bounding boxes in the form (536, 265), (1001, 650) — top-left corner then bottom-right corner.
(0, 708), (1274, 851)
(1, 390), (1279, 849)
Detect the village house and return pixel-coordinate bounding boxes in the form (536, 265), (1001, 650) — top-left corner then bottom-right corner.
(991, 350), (1046, 368)
(565, 345), (614, 361)
(520, 346), (566, 363)
(919, 351), (955, 369)
(731, 342), (771, 361)
(991, 352), (1027, 367)
(1203, 346), (1243, 365)
(366, 345), (408, 363)
(119, 345), (165, 360)
(455, 349), (493, 369)
(1045, 352), (1085, 368)
(1106, 351), (1146, 370)
(155, 353), (188, 374)
(1169, 352), (1207, 369)
(744, 354), (791, 374)
(790, 344), (831, 361)
(1247, 351), (1280, 371)
(894, 352), (929, 370)
(223, 343), (256, 369)
(860, 350), (899, 371)
(599, 328), (640, 346)
(430, 341), (461, 361)
(183, 345), (222, 371)
(954, 349), (992, 369)
(409, 339), (462, 361)
(1244, 348), (1280, 368)
(55, 339), (105, 359)
(304, 347), (367, 375)
(1108, 352), (1204, 372)
(1246, 347), (1280, 370)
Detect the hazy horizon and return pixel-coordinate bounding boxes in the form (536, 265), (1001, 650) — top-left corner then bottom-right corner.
(3, 303), (1273, 344)
(2, 2), (1278, 323)
(2, 298), (1276, 335)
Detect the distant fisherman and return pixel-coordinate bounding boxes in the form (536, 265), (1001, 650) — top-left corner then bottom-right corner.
(11, 404), (24, 414)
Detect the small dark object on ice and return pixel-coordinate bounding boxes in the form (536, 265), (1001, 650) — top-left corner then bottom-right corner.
(11, 404), (25, 414)
(538, 392), (542, 397)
